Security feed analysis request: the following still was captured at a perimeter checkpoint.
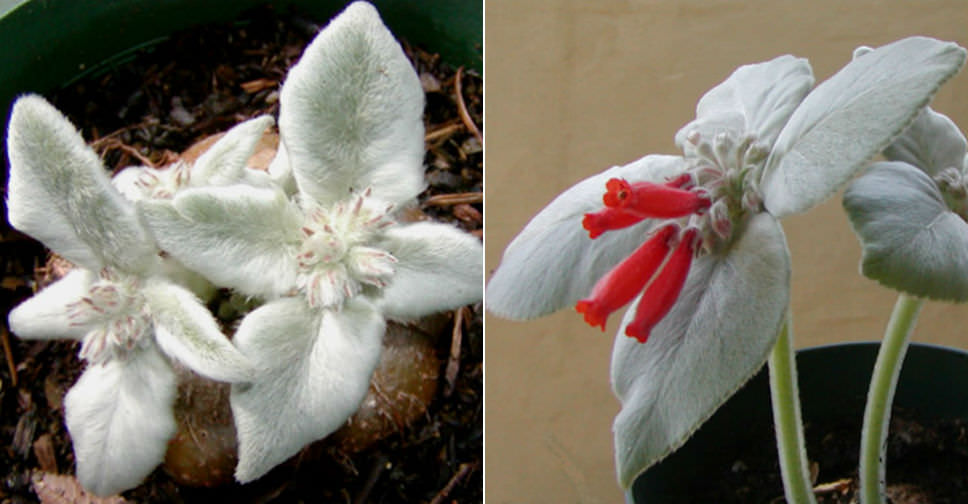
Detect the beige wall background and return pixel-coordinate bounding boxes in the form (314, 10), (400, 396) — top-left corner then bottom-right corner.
(484, 1), (968, 503)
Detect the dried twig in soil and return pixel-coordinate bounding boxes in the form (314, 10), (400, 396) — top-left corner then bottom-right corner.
(444, 307), (466, 398)
(353, 454), (389, 504)
(429, 462), (476, 504)
(768, 479), (852, 504)
(33, 433), (58, 473)
(814, 478), (852, 494)
(454, 66), (483, 145)
(425, 122), (463, 143)
(2, 323), (17, 386)
(423, 192), (483, 207)
(240, 78), (278, 94)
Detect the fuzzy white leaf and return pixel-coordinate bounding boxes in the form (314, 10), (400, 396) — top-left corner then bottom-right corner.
(154, 255), (216, 302)
(139, 186), (301, 298)
(883, 106), (967, 176)
(192, 115), (274, 186)
(230, 297), (384, 482)
(278, 1), (426, 207)
(376, 221), (482, 320)
(64, 345), (176, 496)
(144, 279), (254, 382)
(844, 161), (968, 301)
(675, 55), (813, 151)
(486, 154), (685, 320)
(6, 95), (156, 272)
(266, 142), (299, 196)
(763, 36), (967, 217)
(8, 269), (95, 341)
(611, 212), (790, 488)
(111, 166), (152, 202)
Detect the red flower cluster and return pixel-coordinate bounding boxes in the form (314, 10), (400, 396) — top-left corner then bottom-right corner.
(576, 177), (707, 343)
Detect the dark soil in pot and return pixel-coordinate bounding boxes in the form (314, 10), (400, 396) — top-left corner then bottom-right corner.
(698, 408), (968, 503)
(630, 344), (968, 504)
(0, 5), (482, 503)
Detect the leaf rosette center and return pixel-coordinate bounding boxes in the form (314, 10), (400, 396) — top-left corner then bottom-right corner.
(295, 187), (398, 308)
(67, 268), (153, 364)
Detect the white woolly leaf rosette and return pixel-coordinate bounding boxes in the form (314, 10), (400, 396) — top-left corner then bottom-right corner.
(486, 36), (966, 488)
(139, 1), (483, 483)
(5, 95), (256, 496)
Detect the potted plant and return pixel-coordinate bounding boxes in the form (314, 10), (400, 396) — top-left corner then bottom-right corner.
(1, 1), (482, 501)
(486, 35), (967, 504)
(629, 342), (968, 502)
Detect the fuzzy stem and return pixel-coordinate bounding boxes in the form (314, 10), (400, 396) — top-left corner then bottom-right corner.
(858, 294), (923, 504)
(768, 315), (817, 504)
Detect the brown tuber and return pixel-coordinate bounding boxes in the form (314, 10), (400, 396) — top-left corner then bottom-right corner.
(329, 315), (448, 453)
(161, 314), (449, 486)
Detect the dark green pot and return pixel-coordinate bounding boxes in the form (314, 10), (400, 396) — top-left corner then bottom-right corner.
(628, 342), (968, 503)
(0, 0), (481, 159)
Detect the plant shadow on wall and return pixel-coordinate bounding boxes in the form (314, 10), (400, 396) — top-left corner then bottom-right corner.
(0, 3), (482, 503)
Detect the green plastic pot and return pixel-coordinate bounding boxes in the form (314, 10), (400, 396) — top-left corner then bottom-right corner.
(628, 342), (968, 503)
(0, 0), (481, 163)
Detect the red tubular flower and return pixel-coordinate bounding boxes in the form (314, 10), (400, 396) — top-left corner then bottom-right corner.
(582, 207), (648, 238)
(575, 225), (678, 330)
(624, 228), (699, 343)
(603, 178), (709, 218)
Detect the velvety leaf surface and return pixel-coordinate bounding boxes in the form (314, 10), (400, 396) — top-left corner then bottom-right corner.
(8, 269), (94, 341)
(611, 213), (790, 488)
(145, 280), (255, 383)
(6, 95), (156, 272)
(763, 36), (966, 217)
(64, 346), (177, 496)
(278, 1), (426, 207)
(486, 155), (684, 320)
(883, 106), (967, 177)
(377, 221), (483, 320)
(844, 161), (968, 301)
(674, 55), (813, 151)
(139, 186), (302, 298)
(230, 297), (384, 482)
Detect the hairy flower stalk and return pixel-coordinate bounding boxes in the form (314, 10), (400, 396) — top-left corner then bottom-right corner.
(843, 105), (968, 503)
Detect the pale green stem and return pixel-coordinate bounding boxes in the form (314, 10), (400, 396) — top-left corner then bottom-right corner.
(859, 294), (923, 504)
(769, 315), (817, 504)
